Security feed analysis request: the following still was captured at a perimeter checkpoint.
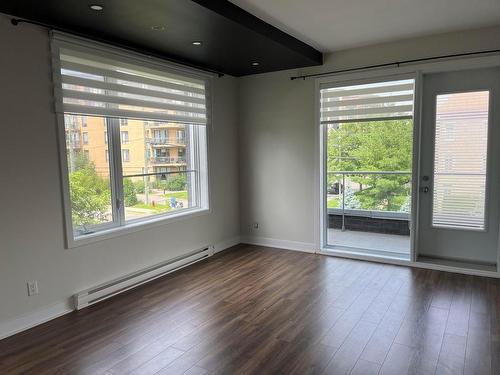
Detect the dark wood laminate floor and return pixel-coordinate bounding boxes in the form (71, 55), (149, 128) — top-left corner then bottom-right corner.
(1, 244), (500, 375)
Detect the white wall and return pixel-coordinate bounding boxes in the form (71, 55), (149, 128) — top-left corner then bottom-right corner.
(238, 25), (500, 251)
(0, 14), (240, 335)
(3, 13), (500, 337)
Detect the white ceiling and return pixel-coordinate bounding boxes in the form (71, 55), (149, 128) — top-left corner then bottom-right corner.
(230, 0), (500, 52)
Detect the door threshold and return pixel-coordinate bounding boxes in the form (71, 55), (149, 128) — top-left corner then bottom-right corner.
(417, 256), (497, 273)
(318, 247), (500, 278)
(319, 247), (411, 267)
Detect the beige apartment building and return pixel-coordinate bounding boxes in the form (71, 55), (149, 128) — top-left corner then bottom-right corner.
(65, 115), (187, 179)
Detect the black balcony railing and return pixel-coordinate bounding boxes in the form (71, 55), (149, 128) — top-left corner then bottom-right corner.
(148, 138), (186, 146)
(327, 171), (412, 233)
(149, 138), (171, 145)
(151, 157), (187, 164)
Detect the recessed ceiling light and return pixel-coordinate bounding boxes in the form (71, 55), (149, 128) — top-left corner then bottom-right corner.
(192, 41), (202, 46)
(251, 62), (260, 66)
(151, 25), (166, 31)
(89, 4), (104, 11)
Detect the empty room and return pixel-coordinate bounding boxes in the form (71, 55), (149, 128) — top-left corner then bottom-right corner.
(1, 0), (500, 374)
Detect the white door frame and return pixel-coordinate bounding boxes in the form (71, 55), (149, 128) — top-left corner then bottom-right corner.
(317, 72), (419, 262)
(315, 53), (500, 276)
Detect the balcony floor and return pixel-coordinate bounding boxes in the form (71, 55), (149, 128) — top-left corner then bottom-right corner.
(327, 228), (410, 260)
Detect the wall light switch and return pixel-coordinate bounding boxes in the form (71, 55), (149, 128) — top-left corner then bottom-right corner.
(27, 280), (39, 296)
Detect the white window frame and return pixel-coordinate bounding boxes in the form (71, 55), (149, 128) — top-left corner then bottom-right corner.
(317, 72), (420, 261)
(121, 148), (130, 162)
(54, 42), (213, 248)
(58, 118), (211, 249)
(120, 131), (129, 144)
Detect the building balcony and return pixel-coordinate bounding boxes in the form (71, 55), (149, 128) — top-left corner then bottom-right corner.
(66, 141), (82, 148)
(327, 170), (411, 258)
(149, 138), (186, 146)
(149, 138), (171, 145)
(150, 157), (186, 165)
(144, 122), (185, 129)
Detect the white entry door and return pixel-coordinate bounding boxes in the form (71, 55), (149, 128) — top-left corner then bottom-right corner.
(417, 67), (500, 266)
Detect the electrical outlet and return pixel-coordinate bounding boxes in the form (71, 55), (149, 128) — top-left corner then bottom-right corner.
(27, 280), (39, 296)
(253, 222), (259, 230)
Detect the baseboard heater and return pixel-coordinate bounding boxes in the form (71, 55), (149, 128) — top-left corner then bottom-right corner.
(74, 245), (214, 310)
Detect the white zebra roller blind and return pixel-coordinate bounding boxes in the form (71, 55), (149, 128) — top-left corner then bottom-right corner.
(51, 33), (208, 125)
(320, 78), (415, 124)
(432, 91), (490, 230)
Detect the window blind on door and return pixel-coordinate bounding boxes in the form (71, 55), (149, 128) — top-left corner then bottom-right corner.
(51, 33), (208, 125)
(432, 91), (489, 230)
(320, 79), (415, 124)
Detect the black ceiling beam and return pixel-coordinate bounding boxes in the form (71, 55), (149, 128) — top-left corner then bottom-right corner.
(8, 17), (227, 77)
(0, 0), (323, 76)
(191, 0), (322, 65)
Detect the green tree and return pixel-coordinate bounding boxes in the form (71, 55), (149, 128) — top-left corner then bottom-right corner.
(134, 180), (145, 194)
(343, 186), (361, 209)
(69, 156), (111, 227)
(328, 120), (412, 211)
(399, 195), (411, 213)
(166, 174), (187, 191)
(123, 178), (138, 206)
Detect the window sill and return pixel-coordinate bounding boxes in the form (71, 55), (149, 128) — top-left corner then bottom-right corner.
(67, 207), (210, 249)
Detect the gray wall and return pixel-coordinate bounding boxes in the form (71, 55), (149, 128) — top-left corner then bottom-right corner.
(239, 26), (500, 251)
(3, 11), (500, 335)
(0, 15), (239, 329)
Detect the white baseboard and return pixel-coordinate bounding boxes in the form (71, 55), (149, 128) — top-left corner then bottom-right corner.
(241, 236), (317, 253)
(213, 236), (241, 253)
(0, 236), (242, 341)
(0, 300), (73, 341)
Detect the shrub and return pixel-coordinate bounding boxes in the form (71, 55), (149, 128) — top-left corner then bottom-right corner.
(123, 178), (138, 206)
(166, 174), (187, 191)
(134, 180), (145, 194)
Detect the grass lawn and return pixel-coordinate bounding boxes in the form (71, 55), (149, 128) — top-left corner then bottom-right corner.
(164, 191), (188, 200)
(131, 203), (171, 212)
(327, 197), (340, 208)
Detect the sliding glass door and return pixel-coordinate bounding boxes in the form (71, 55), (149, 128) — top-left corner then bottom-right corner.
(320, 76), (416, 260)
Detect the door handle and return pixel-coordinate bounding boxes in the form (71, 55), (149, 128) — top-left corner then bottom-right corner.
(419, 186), (429, 193)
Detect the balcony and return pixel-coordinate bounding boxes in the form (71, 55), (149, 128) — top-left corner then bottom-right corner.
(150, 157), (187, 165)
(149, 138), (171, 145)
(148, 138), (186, 146)
(144, 122), (185, 129)
(327, 171), (411, 258)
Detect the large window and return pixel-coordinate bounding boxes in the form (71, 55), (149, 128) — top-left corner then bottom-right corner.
(52, 33), (209, 245)
(321, 78), (415, 216)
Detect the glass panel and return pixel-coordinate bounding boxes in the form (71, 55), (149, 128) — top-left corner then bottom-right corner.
(64, 114), (114, 235)
(432, 91), (489, 230)
(326, 119), (412, 258)
(320, 79), (415, 123)
(118, 120), (195, 222)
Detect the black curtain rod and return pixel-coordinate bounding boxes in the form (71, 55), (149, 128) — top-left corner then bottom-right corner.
(10, 18), (225, 78)
(290, 48), (500, 80)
